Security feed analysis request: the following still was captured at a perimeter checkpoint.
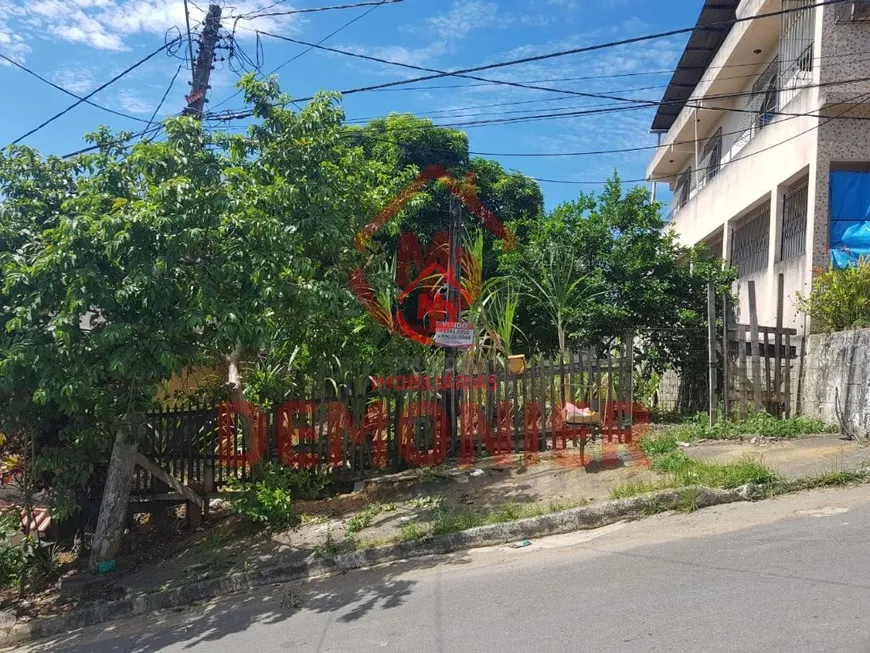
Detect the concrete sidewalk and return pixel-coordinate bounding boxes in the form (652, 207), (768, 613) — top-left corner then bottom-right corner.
(684, 433), (870, 478)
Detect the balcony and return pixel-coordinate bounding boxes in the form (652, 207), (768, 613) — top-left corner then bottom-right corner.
(649, 0), (815, 188)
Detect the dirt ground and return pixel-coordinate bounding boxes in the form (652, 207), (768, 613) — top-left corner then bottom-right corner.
(9, 434), (870, 619)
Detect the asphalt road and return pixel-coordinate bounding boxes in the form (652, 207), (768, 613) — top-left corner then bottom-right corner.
(12, 485), (870, 653)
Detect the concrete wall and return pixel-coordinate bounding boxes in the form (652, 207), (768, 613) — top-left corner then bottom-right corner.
(801, 328), (870, 436)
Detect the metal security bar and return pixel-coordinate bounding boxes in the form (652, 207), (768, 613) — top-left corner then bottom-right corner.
(732, 58), (779, 156)
(674, 167), (692, 210)
(699, 128), (723, 188)
(780, 0), (815, 107)
(781, 179), (809, 260)
(731, 203), (770, 276)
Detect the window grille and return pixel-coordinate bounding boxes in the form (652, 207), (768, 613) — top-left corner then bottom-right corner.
(780, 1), (815, 107)
(700, 128), (722, 186)
(781, 179), (809, 260)
(731, 203), (770, 276)
(674, 167), (692, 211)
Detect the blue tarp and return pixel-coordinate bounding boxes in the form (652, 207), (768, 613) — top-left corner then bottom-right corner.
(830, 171), (870, 268)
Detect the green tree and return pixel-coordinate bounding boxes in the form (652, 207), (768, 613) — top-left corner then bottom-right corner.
(500, 173), (734, 404)
(0, 75), (402, 569)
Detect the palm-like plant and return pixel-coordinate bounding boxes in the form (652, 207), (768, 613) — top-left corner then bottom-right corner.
(518, 244), (604, 356)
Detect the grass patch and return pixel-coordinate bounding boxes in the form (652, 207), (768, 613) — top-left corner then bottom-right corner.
(397, 522), (427, 542)
(609, 479), (661, 500)
(653, 452), (779, 488)
(671, 412), (836, 442)
(765, 468), (870, 497)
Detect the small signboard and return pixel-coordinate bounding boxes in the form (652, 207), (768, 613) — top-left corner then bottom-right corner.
(434, 321), (474, 349)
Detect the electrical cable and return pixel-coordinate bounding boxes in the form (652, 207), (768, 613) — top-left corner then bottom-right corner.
(360, 48), (870, 94)
(219, 0), (848, 119)
(61, 124), (166, 159)
(0, 51), (150, 124)
(142, 64), (184, 140)
(10, 38), (181, 146)
(340, 53), (870, 124)
(242, 0), (402, 19)
(183, 0), (197, 83)
(209, 0), (394, 110)
(529, 91), (870, 185)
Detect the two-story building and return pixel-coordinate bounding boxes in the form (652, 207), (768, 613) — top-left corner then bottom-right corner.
(647, 0), (870, 334)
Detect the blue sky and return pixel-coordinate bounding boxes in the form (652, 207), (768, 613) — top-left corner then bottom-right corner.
(0, 0), (697, 209)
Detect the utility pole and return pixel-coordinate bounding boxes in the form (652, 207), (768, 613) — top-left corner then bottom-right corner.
(89, 3), (222, 576)
(184, 4), (222, 118)
(443, 195), (463, 451)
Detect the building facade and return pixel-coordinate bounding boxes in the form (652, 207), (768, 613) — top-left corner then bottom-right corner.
(647, 0), (870, 334)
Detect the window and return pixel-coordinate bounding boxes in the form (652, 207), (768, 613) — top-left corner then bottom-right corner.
(836, 0), (870, 22)
(701, 128), (723, 185)
(674, 168), (692, 211)
(731, 203), (770, 276)
(757, 72), (779, 130)
(781, 179), (809, 260)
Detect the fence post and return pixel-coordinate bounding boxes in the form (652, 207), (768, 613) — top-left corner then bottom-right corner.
(722, 294), (730, 421)
(707, 282), (718, 426)
(748, 280), (763, 412)
(774, 272), (784, 416)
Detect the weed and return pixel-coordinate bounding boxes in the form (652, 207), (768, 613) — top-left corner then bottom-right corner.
(280, 585), (305, 610)
(313, 526), (342, 558)
(407, 495), (443, 509)
(669, 412), (836, 442)
(610, 480), (661, 500)
(299, 513), (329, 526)
(654, 452), (779, 488)
(417, 467), (442, 484)
(396, 522), (427, 542)
(640, 433), (679, 456)
(345, 503), (382, 535)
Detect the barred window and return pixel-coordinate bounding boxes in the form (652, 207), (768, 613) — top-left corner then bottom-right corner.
(781, 179), (809, 260)
(674, 167), (692, 210)
(701, 128), (723, 184)
(731, 203), (770, 276)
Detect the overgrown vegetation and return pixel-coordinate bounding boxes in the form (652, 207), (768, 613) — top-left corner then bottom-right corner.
(345, 503), (383, 535)
(225, 462), (310, 530)
(663, 412), (835, 443)
(0, 512), (60, 593)
(796, 257), (870, 332)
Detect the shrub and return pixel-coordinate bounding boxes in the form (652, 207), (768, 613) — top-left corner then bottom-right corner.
(796, 258), (870, 333)
(0, 512), (27, 589)
(225, 463), (302, 530)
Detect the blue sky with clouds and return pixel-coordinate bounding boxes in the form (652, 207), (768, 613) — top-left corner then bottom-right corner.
(0, 0), (698, 208)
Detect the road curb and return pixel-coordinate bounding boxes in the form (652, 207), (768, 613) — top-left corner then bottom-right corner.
(0, 484), (754, 647)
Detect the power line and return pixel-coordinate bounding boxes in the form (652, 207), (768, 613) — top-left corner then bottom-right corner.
(242, 0), (403, 19)
(143, 64), (183, 138)
(0, 51), (149, 124)
(61, 125), (166, 159)
(253, 30), (672, 107)
(358, 48), (870, 94)
(531, 91), (870, 186)
(220, 0), (848, 118)
(10, 38), (180, 146)
(183, 0), (197, 86)
(210, 0), (392, 111)
(341, 57), (870, 125)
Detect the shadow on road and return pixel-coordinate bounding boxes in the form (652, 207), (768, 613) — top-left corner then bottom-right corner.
(21, 551), (473, 653)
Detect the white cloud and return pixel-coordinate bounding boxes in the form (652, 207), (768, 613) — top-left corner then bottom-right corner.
(51, 67), (97, 93)
(117, 91), (152, 113)
(427, 1), (501, 40)
(0, 0), (301, 60)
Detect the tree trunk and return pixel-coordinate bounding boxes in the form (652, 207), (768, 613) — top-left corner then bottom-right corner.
(225, 344), (261, 480)
(88, 425), (137, 572)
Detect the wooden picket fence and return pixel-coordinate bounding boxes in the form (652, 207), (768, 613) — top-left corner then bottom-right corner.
(709, 274), (796, 422)
(133, 339), (646, 497)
